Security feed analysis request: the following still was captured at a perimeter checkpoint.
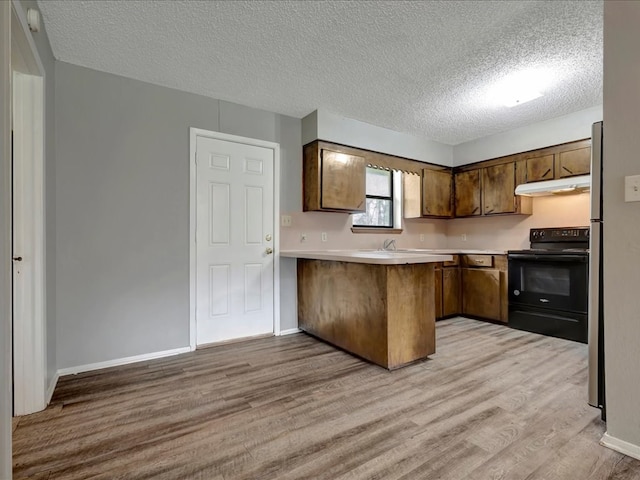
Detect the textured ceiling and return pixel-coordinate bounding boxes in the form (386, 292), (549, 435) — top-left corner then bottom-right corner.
(36, 0), (603, 145)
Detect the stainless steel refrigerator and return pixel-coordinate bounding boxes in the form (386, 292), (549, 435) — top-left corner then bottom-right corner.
(588, 121), (605, 418)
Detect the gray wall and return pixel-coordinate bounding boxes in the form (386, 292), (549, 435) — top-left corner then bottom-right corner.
(20, 0), (58, 396)
(602, 1), (640, 450)
(55, 62), (301, 370)
(0, 2), (12, 476)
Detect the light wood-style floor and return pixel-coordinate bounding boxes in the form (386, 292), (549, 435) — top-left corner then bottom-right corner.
(13, 317), (640, 480)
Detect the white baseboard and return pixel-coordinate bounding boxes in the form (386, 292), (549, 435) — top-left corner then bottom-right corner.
(601, 432), (640, 461)
(46, 371), (59, 404)
(57, 346), (192, 377)
(279, 328), (301, 336)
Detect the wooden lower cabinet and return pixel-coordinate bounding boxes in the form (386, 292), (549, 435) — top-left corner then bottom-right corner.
(461, 268), (501, 320)
(434, 265), (443, 319)
(435, 256), (461, 320)
(435, 254), (507, 323)
(442, 268), (461, 317)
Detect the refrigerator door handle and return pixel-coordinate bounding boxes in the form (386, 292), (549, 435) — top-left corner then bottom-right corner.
(591, 122), (603, 221)
(588, 221), (602, 407)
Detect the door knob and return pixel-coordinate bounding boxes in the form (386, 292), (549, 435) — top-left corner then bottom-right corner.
(13, 256), (22, 261)
(265, 248), (273, 255)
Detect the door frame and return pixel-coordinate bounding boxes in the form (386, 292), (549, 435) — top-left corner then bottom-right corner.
(11, 0), (46, 415)
(189, 128), (281, 350)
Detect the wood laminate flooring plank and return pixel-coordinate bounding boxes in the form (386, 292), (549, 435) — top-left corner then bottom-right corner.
(13, 317), (640, 480)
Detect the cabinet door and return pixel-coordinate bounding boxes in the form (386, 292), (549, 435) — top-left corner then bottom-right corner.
(483, 163), (515, 215)
(526, 154), (554, 182)
(320, 149), (366, 211)
(557, 147), (591, 178)
(442, 268), (461, 317)
(461, 268), (501, 321)
(402, 173), (421, 219)
(434, 266), (443, 319)
(422, 169), (452, 217)
(454, 170), (481, 217)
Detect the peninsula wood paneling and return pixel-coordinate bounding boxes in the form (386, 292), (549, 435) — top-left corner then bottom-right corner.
(297, 259), (435, 369)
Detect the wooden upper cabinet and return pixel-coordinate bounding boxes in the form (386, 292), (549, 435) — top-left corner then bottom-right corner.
(402, 173), (421, 218)
(483, 163), (515, 215)
(422, 169), (453, 217)
(522, 140), (591, 183)
(303, 142), (366, 213)
(454, 170), (481, 217)
(557, 147), (591, 178)
(320, 149), (366, 210)
(526, 154), (554, 182)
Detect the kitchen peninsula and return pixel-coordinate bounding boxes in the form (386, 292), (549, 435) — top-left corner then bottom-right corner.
(281, 250), (452, 369)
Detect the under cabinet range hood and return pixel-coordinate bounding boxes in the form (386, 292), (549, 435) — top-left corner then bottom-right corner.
(515, 175), (591, 197)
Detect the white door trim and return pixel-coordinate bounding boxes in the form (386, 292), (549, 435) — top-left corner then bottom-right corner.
(189, 128), (281, 350)
(11, 0), (47, 415)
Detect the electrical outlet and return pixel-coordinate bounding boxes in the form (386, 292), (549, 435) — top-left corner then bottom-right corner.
(321, 232), (328, 242)
(281, 215), (292, 227)
(419, 234), (425, 242)
(461, 234), (467, 242)
(300, 233), (307, 242)
(625, 175), (640, 202)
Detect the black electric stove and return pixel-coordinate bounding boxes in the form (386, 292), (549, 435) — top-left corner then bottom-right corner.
(507, 227), (590, 343)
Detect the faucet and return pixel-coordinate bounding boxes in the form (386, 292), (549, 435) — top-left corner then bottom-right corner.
(383, 238), (396, 251)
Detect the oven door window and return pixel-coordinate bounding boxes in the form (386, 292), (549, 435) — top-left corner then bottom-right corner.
(521, 265), (570, 297)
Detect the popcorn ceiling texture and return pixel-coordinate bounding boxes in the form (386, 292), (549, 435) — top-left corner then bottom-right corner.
(37, 0), (603, 145)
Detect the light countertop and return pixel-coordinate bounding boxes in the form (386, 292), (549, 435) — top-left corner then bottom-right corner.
(280, 250), (453, 265)
(395, 248), (508, 255)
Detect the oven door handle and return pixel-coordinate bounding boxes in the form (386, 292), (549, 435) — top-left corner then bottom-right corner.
(508, 254), (588, 262)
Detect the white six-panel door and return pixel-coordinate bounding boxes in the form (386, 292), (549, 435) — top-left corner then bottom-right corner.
(195, 135), (275, 345)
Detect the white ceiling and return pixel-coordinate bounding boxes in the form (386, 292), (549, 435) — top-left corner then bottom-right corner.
(36, 0), (603, 145)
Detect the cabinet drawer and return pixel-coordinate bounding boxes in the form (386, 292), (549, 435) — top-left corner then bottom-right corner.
(462, 255), (494, 268)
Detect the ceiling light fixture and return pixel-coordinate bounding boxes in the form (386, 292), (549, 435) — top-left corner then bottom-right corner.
(488, 68), (553, 108)
(503, 90), (543, 108)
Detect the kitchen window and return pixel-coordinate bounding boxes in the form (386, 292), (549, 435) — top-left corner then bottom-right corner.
(352, 167), (402, 231)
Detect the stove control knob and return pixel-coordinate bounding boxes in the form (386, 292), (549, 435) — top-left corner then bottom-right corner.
(540, 231), (546, 237)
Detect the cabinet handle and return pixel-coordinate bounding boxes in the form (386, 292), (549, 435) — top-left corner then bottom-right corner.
(485, 208), (494, 214)
(542, 168), (551, 178)
(472, 207), (479, 214)
(562, 166), (574, 175)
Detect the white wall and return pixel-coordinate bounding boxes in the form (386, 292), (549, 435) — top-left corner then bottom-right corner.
(0, 2), (12, 476)
(601, 0), (640, 455)
(55, 62), (301, 370)
(302, 109), (454, 166)
(19, 0), (58, 400)
(453, 106), (603, 166)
